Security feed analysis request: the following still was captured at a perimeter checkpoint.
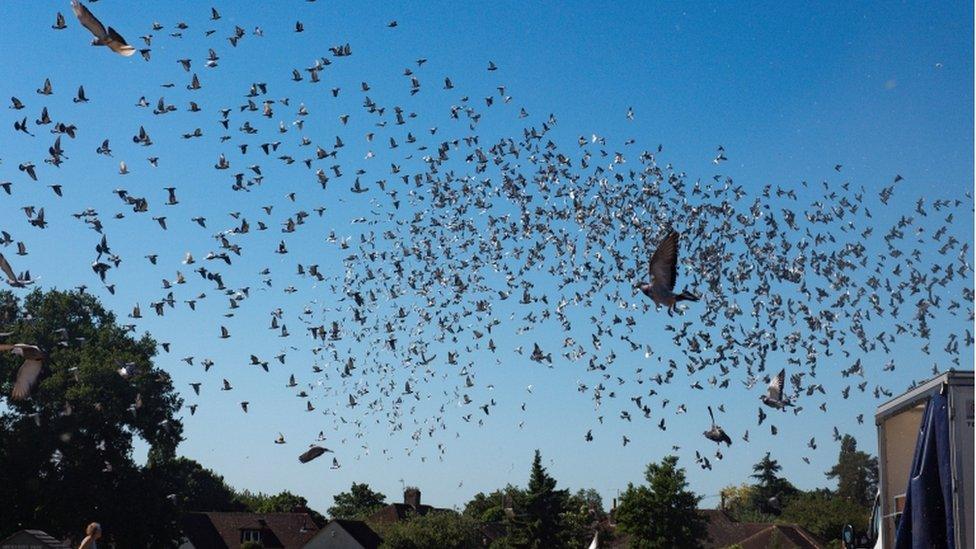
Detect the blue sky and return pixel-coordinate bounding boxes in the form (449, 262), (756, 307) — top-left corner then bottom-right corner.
(0, 0), (972, 514)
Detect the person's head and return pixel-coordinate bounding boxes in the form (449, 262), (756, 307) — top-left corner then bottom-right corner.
(86, 522), (101, 538)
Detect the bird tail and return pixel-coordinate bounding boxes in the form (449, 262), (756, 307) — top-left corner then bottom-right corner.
(676, 290), (699, 302)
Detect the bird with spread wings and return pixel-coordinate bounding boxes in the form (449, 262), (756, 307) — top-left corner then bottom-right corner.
(71, 0), (134, 57)
(636, 231), (700, 315)
(1, 343), (46, 400)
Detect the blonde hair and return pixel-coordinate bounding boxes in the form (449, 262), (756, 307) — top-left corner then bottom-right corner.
(85, 523), (101, 535)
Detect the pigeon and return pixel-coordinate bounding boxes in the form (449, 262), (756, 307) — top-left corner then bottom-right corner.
(1, 343), (46, 400)
(52, 12), (67, 30)
(0, 253), (32, 288)
(636, 231), (699, 315)
(71, 0), (135, 56)
(760, 368), (792, 409)
(703, 406), (732, 446)
(298, 445), (331, 463)
(73, 85), (89, 103)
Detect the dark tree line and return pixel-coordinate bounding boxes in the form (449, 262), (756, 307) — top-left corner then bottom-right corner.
(721, 439), (878, 544)
(0, 290), (325, 545)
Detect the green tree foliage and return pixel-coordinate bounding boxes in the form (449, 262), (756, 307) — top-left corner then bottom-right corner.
(781, 489), (869, 544)
(718, 484), (773, 522)
(749, 453), (798, 515)
(826, 434), (878, 507)
(464, 486), (524, 523)
(505, 450), (571, 548)
(149, 457), (242, 512)
(379, 511), (483, 549)
(614, 455), (707, 549)
(563, 488), (611, 548)
(235, 489), (326, 527)
(0, 289), (184, 545)
(328, 482), (388, 519)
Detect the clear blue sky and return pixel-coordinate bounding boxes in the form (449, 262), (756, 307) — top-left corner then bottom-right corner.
(0, 0), (972, 514)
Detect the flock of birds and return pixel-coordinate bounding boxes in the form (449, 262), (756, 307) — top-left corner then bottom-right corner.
(1, 1), (973, 475)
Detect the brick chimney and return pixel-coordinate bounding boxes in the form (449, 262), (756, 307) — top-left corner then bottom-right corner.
(404, 487), (421, 508)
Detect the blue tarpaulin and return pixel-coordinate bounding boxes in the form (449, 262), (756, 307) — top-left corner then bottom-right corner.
(894, 390), (955, 548)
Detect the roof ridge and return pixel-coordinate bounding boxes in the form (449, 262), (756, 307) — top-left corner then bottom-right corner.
(735, 524), (779, 545)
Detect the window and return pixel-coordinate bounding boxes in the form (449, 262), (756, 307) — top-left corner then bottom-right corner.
(241, 529), (262, 543)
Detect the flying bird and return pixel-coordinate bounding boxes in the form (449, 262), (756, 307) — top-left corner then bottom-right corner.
(636, 231), (699, 315)
(298, 445), (331, 463)
(0, 253), (32, 288)
(760, 368), (792, 409)
(52, 12), (67, 30)
(1, 343), (46, 400)
(703, 406), (732, 446)
(71, 0), (135, 56)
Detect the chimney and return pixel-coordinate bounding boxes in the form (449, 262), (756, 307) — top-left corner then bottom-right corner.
(404, 487), (421, 508)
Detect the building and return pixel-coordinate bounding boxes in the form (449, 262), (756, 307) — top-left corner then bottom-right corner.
(699, 509), (824, 548)
(607, 509), (824, 548)
(0, 530), (70, 549)
(303, 520), (382, 549)
(367, 488), (448, 525)
(179, 512), (319, 549)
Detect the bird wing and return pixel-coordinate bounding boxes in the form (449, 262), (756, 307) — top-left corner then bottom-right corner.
(105, 28), (135, 56)
(0, 253), (17, 282)
(707, 405), (715, 426)
(649, 231), (679, 291)
(12, 357), (42, 400)
(299, 446), (325, 463)
(15, 344), (45, 360)
(71, 0), (107, 39)
(767, 368), (785, 400)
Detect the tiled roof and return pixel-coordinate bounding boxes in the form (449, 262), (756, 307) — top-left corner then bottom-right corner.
(700, 509), (824, 549)
(609, 510), (824, 549)
(330, 519), (382, 549)
(181, 512), (318, 549)
(0, 530), (70, 548)
(367, 503), (446, 524)
(734, 523), (825, 549)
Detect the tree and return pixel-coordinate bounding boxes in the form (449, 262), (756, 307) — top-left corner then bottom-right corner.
(328, 482), (387, 519)
(564, 488), (611, 548)
(506, 450), (571, 548)
(826, 435), (878, 507)
(379, 511), (483, 549)
(781, 489), (869, 544)
(614, 455), (707, 549)
(464, 486), (524, 523)
(236, 489), (326, 527)
(0, 289), (184, 546)
(149, 457), (242, 513)
(750, 452), (783, 487)
(719, 484), (770, 522)
(749, 453), (797, 515)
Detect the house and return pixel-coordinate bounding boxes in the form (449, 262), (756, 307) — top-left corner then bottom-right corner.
(607, 509), (824, 548)
(367, 488), (448, 525)
(303, 520), (381, 549)
(0, 530), (70, 549)
(699, 509), (824, 549)
(179, 512), (319, 549)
